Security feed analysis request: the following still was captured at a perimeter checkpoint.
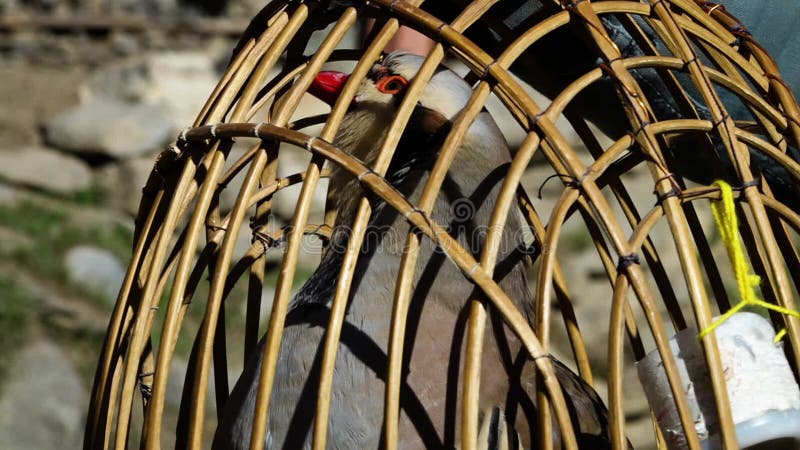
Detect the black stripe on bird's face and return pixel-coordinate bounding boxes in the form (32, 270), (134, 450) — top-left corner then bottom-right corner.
(408, 104), (451, 143)
(382, 105), (452, 188)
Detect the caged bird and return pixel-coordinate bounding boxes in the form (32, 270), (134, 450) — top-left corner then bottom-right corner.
(213, 52), (619, 450)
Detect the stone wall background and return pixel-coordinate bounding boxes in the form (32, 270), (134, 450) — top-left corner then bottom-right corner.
(0, 3), (736, 448)
(0, 3), (255, 447)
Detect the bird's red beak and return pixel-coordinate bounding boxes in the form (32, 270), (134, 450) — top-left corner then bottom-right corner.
(308, 71), (349, 106)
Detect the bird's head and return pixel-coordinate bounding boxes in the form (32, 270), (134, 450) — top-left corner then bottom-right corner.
(309, 51), (474, 123)
(308, 51), (508, 175)
(309, 52), (511, 231)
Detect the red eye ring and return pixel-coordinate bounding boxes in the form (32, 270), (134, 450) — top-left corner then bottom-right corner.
(376, 75), (408, 95)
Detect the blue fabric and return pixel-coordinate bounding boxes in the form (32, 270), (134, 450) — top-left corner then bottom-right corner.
(724, 0), (800, 94)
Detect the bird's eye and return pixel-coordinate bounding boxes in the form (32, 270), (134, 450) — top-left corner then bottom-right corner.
(376, 75), (408, 95)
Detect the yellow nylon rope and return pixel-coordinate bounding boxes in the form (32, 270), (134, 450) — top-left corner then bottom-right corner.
(698, 180), (800, 342)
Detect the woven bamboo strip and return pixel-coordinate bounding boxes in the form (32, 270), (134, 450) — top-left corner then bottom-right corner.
(90, 157), (179, 447)
(498, 12), (656, 372)
(462, 128), (539, 450)
(574, 112), (693, 333)
(515, 186), (596, 382)
(145, 10), (296, 448)
(137, 8), (299, 443)
(283, 12), (435, 450)
(230, 7), (356, 449)
(85, 175), (163, 448)
(462, 299), (488, 450)
(608, 268), (632, 450)
(246, 64), (308, 122)
(290, 12), (468, 443)
(140, 146), (229, 449)
(144, 6), (304, 449)
(554, 15), (742, 327)
(187, 146), (268, 448)
(245, 11), (406, 450)
(691, 0), (800, 148)
(456, 11), (583, 447)
(114, 142), (218, 450)
(571, 4), (721, 448)
(319, 18), (405, 236)
(435, 20), (655, 448)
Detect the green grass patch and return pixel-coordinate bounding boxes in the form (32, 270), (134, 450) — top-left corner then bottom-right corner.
(0, 200), (66, 237)
(70, 187), (103, 206)
(0, 276), (40, 383)
(0, 194), (320, 379)
(0, 199), (133, 306)
(559, 227), (595, 253)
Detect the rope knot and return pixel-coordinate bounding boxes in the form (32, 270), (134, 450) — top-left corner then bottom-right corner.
(699, 180), (800, 342)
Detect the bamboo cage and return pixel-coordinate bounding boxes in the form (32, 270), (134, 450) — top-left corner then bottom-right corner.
(84, 0), (800, 449)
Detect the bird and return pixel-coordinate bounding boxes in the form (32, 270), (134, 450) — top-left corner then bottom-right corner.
(212, 52), (618, 449)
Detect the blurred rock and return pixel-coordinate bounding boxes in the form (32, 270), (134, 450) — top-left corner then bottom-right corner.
(140, 51), (222, 130)
(180, 0), (227, 16)
(82, 51), (222, 133)
(0, 147), (92, 195)
(95, 156), (156, 215)
(305, 22), (362, 54)
(64, 245), (126, 304)
(112, 0), (178, 15)
(227, 0), (266, 16)
(218, 141), (252, 213)
(45, 98), (172, 158)
(0, 183), (20, 206)
(80, 58), (151, 103)
(272, 149), (328, 223)
(109, 32), (141, 57)
(0, 340), (86, 450)
(0, 64), (84, 148)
